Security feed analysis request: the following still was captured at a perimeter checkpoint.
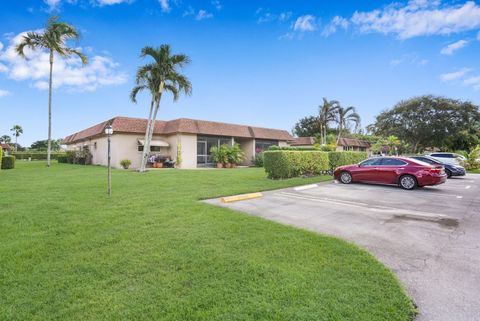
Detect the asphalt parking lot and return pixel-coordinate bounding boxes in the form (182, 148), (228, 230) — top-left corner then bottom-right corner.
(205, 174), (480, 321)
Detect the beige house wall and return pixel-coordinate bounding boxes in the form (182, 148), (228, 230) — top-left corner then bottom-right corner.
(177, 133), (197, 169)
(278, 141), (289, 147)
(239, 139), (255, 166)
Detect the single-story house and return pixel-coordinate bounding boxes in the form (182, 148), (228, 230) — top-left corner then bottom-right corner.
(291, 136), (371, 153)
(63, 116), (292, 169)
(1, 144), (11, 155)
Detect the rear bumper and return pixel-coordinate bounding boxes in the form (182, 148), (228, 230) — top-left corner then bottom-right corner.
(452, 170), (466, 176)
(418, 173), (447, 186)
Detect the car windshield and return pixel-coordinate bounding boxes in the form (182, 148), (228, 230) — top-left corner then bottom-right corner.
(406, 157), (433, 167)
(413, 156), (438, 164)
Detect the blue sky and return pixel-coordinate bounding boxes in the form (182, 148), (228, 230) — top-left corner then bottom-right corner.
(1, 0), (480, 146)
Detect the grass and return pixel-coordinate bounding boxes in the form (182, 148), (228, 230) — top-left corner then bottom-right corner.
(467, 169), (480, 174)
(0, 162), (415, 321)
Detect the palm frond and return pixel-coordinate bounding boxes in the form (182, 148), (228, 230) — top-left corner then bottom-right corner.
(130, 85), (147, 103)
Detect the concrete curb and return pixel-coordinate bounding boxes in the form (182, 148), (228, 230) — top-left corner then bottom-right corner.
(221, 192), (263, 203)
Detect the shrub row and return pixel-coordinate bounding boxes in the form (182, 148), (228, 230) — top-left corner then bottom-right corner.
(263, 151), (330, 179)
(328, 151), (368, 170)
(268, 145), (337, 152)
(1, 155), (15, 169)
(263, 150), (368, 179)
(11, 152), (66, 160)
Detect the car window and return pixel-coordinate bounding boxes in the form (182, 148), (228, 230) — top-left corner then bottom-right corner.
(431, 153), (452, 158)
(414, 157), (436, 164)
(360, 158), (382, 166)
(380, 158), (407, 166)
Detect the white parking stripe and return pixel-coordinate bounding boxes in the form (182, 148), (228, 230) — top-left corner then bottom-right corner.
(293, 184), (318, 191)
(276, 191), (448, 219)
(466, 185), (471, 189)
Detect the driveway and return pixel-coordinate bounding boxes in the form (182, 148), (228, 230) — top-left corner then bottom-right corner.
(205, 174), (480, 321)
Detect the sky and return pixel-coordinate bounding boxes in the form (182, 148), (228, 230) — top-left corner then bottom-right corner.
(1, 0), (480, 146)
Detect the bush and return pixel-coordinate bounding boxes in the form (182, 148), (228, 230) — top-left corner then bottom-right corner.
(263, 150), (329, 179)
(120, 159), (132, 169)
(0, 148), (2, 171)
(268, 146), (318, 151)
(11, 152), (66, 160)
(1, 155), (15, 169)
(328, 151), (368, 170)
(57, 155), (69, 163)
(252, 153), (264, 167)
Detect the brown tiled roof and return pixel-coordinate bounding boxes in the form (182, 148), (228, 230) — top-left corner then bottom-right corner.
(63, 116), (293, 144)
(291, 137), (316, 146)
(1, 143), (11, 150)
(337, 137), (371, 148)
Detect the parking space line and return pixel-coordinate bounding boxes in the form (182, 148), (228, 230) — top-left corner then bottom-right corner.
(276, 191), (448, 219)
(293, 184), (318, 191)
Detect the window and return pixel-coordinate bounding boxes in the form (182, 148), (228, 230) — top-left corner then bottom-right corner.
(380, 158), (407, 166)
(94, 142), (97, 150)
(255, 140), (278, 154)
(431, 153), (452, 158)
(197, 136), (233, 165)
(138, 146), (161, 152)
(413, 157), (436, 164)
(360, 158), (382, 166)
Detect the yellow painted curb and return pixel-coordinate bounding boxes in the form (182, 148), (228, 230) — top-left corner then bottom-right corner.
(221, 192), (263, 203)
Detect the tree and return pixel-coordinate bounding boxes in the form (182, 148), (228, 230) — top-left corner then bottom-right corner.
(30, 139), (62, 151)
(370, 95), (480, 153)
(16, 16), (87, 167)
(336, 105), (361, 140)
(10, 125), (23, 152)
(318, 98), (340, 145)
(292, 115), (320, 137)
(0, 135), (11, 144)
(130, 45), (192, 172)
(386, 135), (401, 155)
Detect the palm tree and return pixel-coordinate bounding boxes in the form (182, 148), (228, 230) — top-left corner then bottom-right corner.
(336, 106), (361, 140)
(386, 135), (401, 155)
(130, 45), (192, 172)
(15, 16), (87, 167)
(318, 98), (339, 145)
(0, 135), (12, 144)
(10, 125), (23, 152)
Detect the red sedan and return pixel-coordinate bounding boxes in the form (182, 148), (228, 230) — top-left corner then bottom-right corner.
(333, 157), (447, 190)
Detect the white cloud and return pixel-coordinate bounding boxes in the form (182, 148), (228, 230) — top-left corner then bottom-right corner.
(440, 39), (468, 55)
(0, 31), (127, 92)
(322, 16), (349, 37)
(440, 68), (472, 82)
(211, 0), (221, 10)
(44, 0), (61, 11)
(293, 15), (316, 32)
(349, 0), (480, 39)
(159, 0), (170, 12)
(0, 41), (3, 51)
(389, 53), (428, 67)
(196, 10), (213, 21)
(256, 9), (292, 24)
(477, 31), (480, 40)
(97, 0), (131, 5)
(0, 89), (11, 97)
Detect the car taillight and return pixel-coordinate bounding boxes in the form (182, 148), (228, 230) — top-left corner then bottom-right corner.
(429, 167), (443, 174)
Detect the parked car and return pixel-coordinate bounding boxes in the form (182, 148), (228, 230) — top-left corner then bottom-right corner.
(334, 156), (447, 190)
(424, 152), (466, 166)
(410, 155), (466, 178)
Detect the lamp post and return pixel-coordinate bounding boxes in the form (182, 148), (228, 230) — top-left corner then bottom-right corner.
(105, 124), (113, 196)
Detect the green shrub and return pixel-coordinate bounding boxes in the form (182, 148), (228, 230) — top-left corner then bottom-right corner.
(268, 146), (318, 151)
(252, 153), (264, 167)
(0, 148), (2, 171)
(328, 151), (368, 170)
(11, 152), (66, 160)
(1, 155), (15, 169)
(263, 150), (329, 179)
(57, 155), (68, 163)
(120, 159), (132, 169)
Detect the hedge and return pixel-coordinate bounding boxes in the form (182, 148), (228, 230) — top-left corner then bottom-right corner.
(263, 150), (329, 179)
(268, 146), (318, 151)
(11, 152), (67, 160)
(328, 151), (368, 170)
(1, 155), (15, 169)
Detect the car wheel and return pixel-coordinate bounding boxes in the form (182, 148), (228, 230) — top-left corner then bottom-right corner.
(445, 169), (452, 178)
(340, 171), (352, 184)
(399, 175), (417, 190)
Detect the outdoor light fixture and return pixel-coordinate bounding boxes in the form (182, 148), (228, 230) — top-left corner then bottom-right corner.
(105, 124), (113, 196)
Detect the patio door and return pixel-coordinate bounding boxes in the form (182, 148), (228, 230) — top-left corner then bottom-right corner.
(197, 141), (207, 165)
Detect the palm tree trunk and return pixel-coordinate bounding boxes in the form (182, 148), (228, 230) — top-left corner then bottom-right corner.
(337, 122), (343, 141)
(139, 99), (155, 172)
(47, 50), (53, 167)
(15, 135), (17, 152)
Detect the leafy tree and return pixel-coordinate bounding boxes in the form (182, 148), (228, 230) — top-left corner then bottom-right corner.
(0, 135), (12, 144)
(131, 45), (192, 172)
(370, 95), (480, 153)
(319, 98), (340, 145)
(293, 115), (320, 137)
(10, 125), (23, 152)
(30, 139), (62, 151)
(336, 105), (361, 140)
(16, 16), (87, 167)
(386, 135), (401, 155)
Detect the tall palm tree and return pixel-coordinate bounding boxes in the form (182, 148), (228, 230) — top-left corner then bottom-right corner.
(318, 98), (339, 145)
(16, 16), (87, 167)
(0, 135), (11, 144)
(336, 106), (361, 140)
(10, 125), (23, 152)
(130, 45), (192, 172)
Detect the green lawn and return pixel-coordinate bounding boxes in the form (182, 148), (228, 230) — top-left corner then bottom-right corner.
(468, 169), (480, 174)
(0, 162), (415, 321)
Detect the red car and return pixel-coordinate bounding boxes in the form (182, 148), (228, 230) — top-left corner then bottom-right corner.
(333, 156), (447, 190)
